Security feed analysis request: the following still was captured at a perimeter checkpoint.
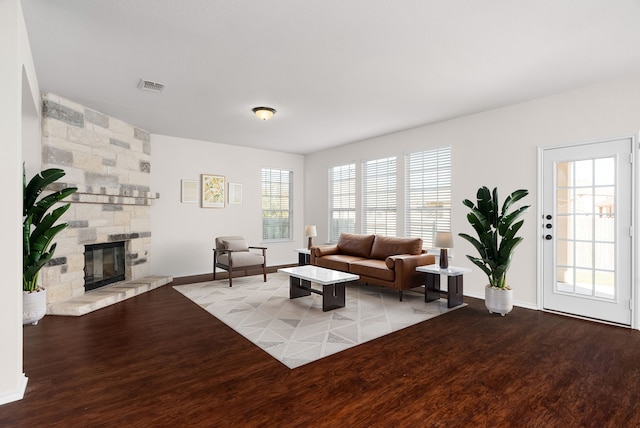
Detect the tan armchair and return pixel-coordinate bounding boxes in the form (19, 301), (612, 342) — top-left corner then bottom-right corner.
(213, 236), (267, 287)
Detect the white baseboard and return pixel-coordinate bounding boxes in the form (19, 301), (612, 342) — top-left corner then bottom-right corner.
(464, 291), (539, 311)
(0, 374), (28, 406)
(463, 290), (484, 300)
(512, 300), (539, 311)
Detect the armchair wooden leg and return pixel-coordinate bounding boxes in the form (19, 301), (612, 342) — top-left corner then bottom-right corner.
(213, 250), (217, 281)
(262, 249), (267, 282)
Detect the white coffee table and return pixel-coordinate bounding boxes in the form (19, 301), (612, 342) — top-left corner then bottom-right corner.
(416, 264), (471, 308)
(278, 265), (359, 311)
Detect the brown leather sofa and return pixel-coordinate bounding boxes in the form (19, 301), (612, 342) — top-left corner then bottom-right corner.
(310, 233), (435, 300)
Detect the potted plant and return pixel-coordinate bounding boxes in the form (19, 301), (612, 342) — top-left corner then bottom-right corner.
(459, 186), (529, 316)
(23, 167), (77, 325)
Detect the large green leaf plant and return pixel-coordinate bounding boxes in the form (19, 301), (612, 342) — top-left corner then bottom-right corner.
(23, 167), (77, 292)
(459, 186), (529, 289)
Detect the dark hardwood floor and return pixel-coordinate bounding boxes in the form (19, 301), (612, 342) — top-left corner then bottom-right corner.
(2, 282), (640, 427)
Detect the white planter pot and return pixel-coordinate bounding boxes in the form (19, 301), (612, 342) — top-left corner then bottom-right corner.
(485, 286), (513, 316)
(23, 288), (47, 325)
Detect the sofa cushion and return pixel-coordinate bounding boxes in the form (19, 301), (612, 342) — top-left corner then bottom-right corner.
(349, 259), (395, 282)
(336, 233), (375, 258)
(218, 251), (263, 267)
(314, 254), (367, 272)
(370, 236), (423, 260)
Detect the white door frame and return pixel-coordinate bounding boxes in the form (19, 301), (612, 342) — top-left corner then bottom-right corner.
(536, 134), (638, 330)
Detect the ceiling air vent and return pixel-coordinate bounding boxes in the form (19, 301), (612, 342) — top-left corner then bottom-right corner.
(138, 79), (165, 93)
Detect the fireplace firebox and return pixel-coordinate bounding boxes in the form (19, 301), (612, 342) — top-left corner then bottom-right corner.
(84, 242), (126, 291)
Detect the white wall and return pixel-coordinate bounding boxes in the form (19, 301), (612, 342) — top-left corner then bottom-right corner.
(150, 135), (305, 278)
(21, 69), (41, 178)
(0, 0), (40, 405)
(305, 72), (640, 310)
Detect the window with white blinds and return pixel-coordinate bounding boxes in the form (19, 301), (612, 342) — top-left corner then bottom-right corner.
(261, 167), (293, 241)
(362, 156), (397, 236)
(329, 163), (356, 243)
(405, 147), (451, 248)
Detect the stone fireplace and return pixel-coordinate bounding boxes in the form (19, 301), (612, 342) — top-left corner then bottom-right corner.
(39, 93), (171, 316)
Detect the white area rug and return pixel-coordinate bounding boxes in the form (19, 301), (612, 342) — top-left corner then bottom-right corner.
(174, 273), (464, 369)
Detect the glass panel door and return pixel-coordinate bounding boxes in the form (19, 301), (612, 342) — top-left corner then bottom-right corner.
(542, 137), (633, 325)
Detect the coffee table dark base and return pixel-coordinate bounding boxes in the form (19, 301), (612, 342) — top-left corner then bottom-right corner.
(425, 273), (464, 308)
(289, 277), (346, 311)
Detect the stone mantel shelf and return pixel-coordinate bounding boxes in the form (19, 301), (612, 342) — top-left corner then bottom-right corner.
(70, 191), (160, 206)
(50, 183), (160, 204)
(52, 184), (160, 206)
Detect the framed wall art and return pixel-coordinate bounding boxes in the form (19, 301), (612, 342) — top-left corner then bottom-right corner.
(228, 182), (242, 204)
(201, 174), (225, 208)
(181, 179), (198, 203)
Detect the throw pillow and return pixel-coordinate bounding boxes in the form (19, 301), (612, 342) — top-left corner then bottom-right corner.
(222, 239), (249, 252)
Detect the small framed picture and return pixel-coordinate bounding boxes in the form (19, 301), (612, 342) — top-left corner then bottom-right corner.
(228, 182), (242, 204)
(181, 179), (198, 203)
(201, 174), (225, 208)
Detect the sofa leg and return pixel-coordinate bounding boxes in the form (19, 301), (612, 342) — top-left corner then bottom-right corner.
(399, 290), (403, 301)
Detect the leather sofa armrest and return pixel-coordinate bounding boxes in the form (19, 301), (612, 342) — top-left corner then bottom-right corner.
(388, 253), (437, 287)
(312, 245), (339, 257)
(310, 244), (339, 264)
(386, 253), (434, 268)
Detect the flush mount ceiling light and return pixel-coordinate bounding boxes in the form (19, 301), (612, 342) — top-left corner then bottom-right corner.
(252, 106), (276, 121)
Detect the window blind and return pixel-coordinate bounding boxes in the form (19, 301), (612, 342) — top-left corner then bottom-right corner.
(329, 163), (356, 243)
(362, 156), (397, 236)
(261, 167), (293, 241)
(405, 147), (451, 248)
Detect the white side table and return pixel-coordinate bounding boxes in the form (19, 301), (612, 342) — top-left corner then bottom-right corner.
(294, 248), (311, 266)
(416, 264), (471, 308)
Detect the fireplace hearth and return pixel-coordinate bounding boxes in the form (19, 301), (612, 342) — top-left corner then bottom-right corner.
(84, 242), (126, 291)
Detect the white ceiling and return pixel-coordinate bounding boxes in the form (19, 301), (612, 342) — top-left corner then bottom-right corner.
(21, 0), (640, 155)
